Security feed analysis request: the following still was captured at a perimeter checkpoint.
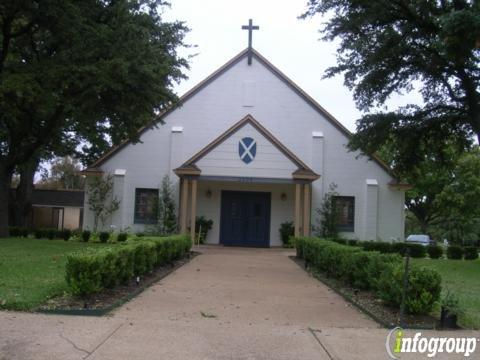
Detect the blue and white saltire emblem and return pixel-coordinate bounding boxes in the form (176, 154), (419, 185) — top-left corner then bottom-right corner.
(239, 137), (256, 164)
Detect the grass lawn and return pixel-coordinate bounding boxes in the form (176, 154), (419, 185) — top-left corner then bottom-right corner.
(0, 237), (109, 311)
(414, 258), (480, 329)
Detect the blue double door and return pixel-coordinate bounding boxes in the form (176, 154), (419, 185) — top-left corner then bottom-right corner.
(220, 191), (271, 247)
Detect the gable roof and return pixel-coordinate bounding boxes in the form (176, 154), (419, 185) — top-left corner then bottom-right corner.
(85, 48), (393, 177)
(29, 189), (84, 207)
(173, 114), (320, 181)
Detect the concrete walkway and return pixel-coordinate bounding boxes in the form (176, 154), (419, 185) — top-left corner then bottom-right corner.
(1, 246), (478, 360)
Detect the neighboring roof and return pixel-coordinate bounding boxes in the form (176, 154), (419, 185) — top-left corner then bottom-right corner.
(85, 47), (394, 177)
(30, 189), (85, 208)
(174, 114), (320, 181)
(388, 179), (413, 190)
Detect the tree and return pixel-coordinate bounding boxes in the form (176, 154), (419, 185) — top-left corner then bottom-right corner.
(149, 175), (177, 235)
(315, 183), (339, 238)
(302, 0), (479, 173)
(37, 156), (84, 190)
(87, 174), (120, 231)
(434, 148), (480, 243)
(0, 0), (189, 236)
(380, 143), (480, 243)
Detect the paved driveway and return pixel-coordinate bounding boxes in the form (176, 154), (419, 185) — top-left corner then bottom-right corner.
(1, 246), (478, 360)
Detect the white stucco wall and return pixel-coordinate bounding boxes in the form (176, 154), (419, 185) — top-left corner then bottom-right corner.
(196, 123), (297, 179)
(83, 52), (406, 242)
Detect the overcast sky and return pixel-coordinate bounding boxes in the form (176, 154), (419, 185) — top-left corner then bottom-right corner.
(163, 0), (422, 132)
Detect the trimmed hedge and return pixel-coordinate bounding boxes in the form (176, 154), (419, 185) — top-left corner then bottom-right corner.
(377, 263), (442, 315)
(9, 227), (29, 237)
(447, 246), (464, 260)
(427, 245), (443, 259)
(361, 241), (392, 254)
(360, 241), (427, 258)
(464, 246), (479, 260)
(296, 237), (442, 315)
(65, 235), (191, 296)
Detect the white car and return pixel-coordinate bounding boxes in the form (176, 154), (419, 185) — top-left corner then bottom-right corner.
(406, 234), (435, 246)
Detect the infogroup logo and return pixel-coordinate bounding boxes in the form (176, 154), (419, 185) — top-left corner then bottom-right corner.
(385, 327), (478, 359)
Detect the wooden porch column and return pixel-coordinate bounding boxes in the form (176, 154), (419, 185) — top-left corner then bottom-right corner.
(180, 178), (189, 234)
(190, 179), (198, 244)
(294, 183), (302, 238)
(303, 183), (311, 236)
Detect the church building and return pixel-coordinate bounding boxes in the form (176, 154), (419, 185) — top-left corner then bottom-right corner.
(82, 37), (407, 246)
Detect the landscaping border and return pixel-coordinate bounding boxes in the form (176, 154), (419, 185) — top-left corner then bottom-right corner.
(37, 252), (199, 317)
(290, 256), (439, 330)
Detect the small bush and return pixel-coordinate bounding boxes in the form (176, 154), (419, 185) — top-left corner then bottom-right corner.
(99, 232), (110, 243)
(377, 264), (442, 315)
(406, 244), (427, 258)
(20, 228), (29, 237)
(61, 229), (72, 241)
(279, 221), (294, 247)
(9, 227), (21, 237)
(136, 232), (145, 237)
(391, 242), (408, 256)
(34, 229), (44, 239)
(46, 228), (56, 240)
(66, 235), (191, 296)
(427, 245), (443, 259)
(361, 241), (392, 253)
(447, 246), (463, 260)
(464, 246), (479, 260)
(117, 232), (128, 242)
(334, 238), (347, 245)
(347, 239), (358, 246)
(81, 230), (91, 242)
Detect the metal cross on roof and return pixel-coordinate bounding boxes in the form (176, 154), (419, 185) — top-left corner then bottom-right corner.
(241, 19), (259, 65)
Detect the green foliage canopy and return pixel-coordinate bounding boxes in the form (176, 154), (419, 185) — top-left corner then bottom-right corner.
(303, 0), (480, 173)
(0, 0), (189, 236)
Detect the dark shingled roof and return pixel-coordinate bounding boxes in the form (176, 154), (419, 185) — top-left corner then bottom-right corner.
(31, 189), (84, 207)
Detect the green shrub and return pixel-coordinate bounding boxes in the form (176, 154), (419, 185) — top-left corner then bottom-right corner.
(81, 230), (91, 242)
(464, 246), (479, 260)
(99, 232), (110, 243)
(117, 232), (128, 242)
(279, 221), (294, 247)
(46, 228), (56, 240)
(347, 239), (358, 246)
(406, 244), (427, 258)
(196, 216), (214, 244)
(9, 227), (21, 237)
(377, 264), (442, 315)
(447, 246), (463, 260)
(136, 232), (145, 237)
(20, 228), (29, 237)
(65, 235), (191, 296)
(361, 241), (392, 253)
(61, 229), (72, 241)
(296, 236), (441, 315)
(427, 245), (443, 259)
(391, 242), (408, 255)
(345, 251), (401, 290)
(65, 251), (103, 295)
(34, 229), (44, 239)
(366, 242), (426, 258)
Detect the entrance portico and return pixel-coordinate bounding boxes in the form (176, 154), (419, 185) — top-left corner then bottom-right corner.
(174, 115), (320, 246)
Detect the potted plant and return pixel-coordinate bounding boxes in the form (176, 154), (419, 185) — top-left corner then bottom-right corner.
(440, 291), (463, 329)
(195, 216), (213, 244)
(279, 221), (294, 248)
